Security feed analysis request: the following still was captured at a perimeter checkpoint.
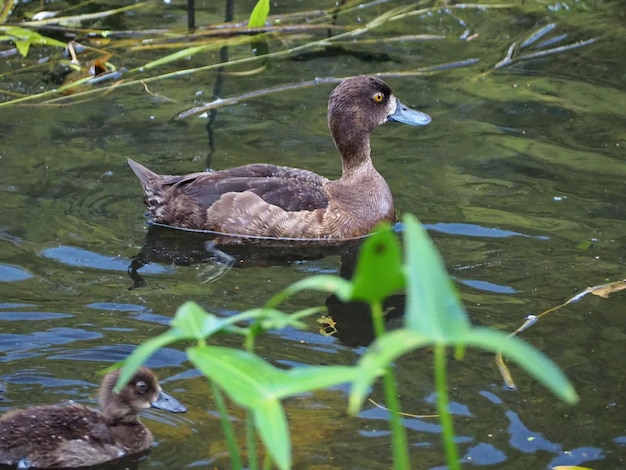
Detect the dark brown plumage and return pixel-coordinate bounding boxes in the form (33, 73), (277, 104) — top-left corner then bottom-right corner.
(0, 367), (186, 468)
(129, 75), (431, 240)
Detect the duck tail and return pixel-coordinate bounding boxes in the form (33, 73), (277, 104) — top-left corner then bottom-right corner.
(128, 159), (160, 188)
(127, 159), (165, 215)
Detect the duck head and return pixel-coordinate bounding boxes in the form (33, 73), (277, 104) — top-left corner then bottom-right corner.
(100, 367), (186, 422)
(327, 76), (431, 164)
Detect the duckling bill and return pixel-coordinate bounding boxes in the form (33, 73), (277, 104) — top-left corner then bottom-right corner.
(0, 367), (186, 468)
(129, 75), (431, 240)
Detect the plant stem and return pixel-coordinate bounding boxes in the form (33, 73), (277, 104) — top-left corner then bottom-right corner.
(211, 380), (242, 469)
(434, 344), (460, 470)
(246, 410), (258, 470)
(371, 301), (410, 470)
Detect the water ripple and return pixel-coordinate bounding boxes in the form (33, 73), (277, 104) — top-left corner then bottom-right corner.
(40, 245), (172, 274)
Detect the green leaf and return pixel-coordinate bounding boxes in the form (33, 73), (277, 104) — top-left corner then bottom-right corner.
(463, 328), (578, 404)
(114, 328), (190, 392)
(248, 0), (270, 28)
(188, 345), (358, 404)
(252, 399), (290, 470)
(348, 328), (432, 414)
(240, 307), (309, 332)
(189, 346), (272, 407)
(402, 214), (470, 338)
(139, 44), (214, 71)
(265, 274), (353, 308)
(188, 346), (358, 470)
(350, 224), (405, 303)
(171, 301), (222, 340)
(0, 26), (66, 57)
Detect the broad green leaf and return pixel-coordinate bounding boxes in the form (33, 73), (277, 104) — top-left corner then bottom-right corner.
(348, 328), (432, 414)
(248, 0), (270, 28)
(252, 399), (290, 470)
(350, 224), (405, 303)
(171, 301), (222, 339)
(114, 328), (190, 392)
(265, 274), (353, 308)
(271, 365), (359, 398)
(188, 346), (358, 470)
(463, 328), (578, 403)
(188, 345), (358, 403)
(348, 324), (577, 414)
(403, 214), (470, 338)
(189, 345), (279, 407)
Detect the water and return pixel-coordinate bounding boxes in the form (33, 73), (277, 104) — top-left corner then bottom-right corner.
(1, 0), (625, 468)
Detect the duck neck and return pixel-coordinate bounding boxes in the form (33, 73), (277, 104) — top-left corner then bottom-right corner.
(333, 131), (373, 179)
(101, 400), (140, 425)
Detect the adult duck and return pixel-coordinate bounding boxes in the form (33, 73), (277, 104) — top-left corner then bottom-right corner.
(0, 367), (186, 468)
(128, 75), (431, 240)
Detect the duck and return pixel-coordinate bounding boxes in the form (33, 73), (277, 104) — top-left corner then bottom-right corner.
(0, 367), (186, 468)
(128, 75), (431, 240)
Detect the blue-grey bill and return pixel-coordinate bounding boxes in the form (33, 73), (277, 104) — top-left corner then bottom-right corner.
(151, 390), (187, 413)
(388, 99), (431, 126)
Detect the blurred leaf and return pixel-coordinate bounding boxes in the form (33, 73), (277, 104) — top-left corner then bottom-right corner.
(251, 398), (290, 470)
(347, 214), (577, 414)
(248, 0), (270, 28)
(349, 328), (431, 414)
(0, 25), (65, 56)
(463, 328), (578, 404)
(265, 274), (353, 307)
(402, 214), (470, 338)
(171, 300), (222, 339)
(139, 44), (215, 71)
(246, 306), (313, 331)
(188, 345), (358, 470)
(350, 224), (405, 303)
(114, 328), (190, 392)
(188, 345), (358, 404)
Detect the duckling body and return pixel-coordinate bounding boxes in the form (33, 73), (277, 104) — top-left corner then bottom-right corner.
(0, 367), (186, 468)
(129, 76), (431, 240)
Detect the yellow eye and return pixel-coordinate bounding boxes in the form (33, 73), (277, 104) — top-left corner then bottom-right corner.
(373, 92), (384, 103)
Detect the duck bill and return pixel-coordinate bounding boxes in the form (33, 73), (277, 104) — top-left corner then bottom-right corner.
(151, 390), (187, 413)
(388, 99), (431, 126)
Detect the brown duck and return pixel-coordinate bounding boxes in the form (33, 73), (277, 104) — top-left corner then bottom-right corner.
(128, 75), (431, 240)
(0, 367), (186, 468)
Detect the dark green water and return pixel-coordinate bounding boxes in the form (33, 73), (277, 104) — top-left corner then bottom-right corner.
(1, 0), (625, 468)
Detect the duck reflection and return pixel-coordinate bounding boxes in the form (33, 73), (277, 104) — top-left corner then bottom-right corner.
(128, 224), (405, 347)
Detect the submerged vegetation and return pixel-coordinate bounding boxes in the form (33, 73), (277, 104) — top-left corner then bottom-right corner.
(0, 0), (596, 111)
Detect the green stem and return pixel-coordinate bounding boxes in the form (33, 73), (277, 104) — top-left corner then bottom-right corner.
(246, 410), (258, 470)
(371, 301), (410, 470)
(211, 380), (242, 469)
(434, 344), (460, 470)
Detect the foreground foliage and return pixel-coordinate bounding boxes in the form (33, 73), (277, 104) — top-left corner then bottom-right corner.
(116, 214), (577, 470)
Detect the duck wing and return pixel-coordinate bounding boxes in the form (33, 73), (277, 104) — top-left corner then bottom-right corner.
(0, 405), (123, 467)
(165, 163), (330, 212)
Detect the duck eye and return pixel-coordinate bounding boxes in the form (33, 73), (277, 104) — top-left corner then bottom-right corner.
(136, 381), (148, 393)
(373, 92), (384, 103)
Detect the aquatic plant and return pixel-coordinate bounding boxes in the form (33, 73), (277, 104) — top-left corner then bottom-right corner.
(116, 214), (576, 470)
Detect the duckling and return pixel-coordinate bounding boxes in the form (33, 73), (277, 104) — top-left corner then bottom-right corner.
(0, 367), (186, 468)
(128, 75), (431, 240)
